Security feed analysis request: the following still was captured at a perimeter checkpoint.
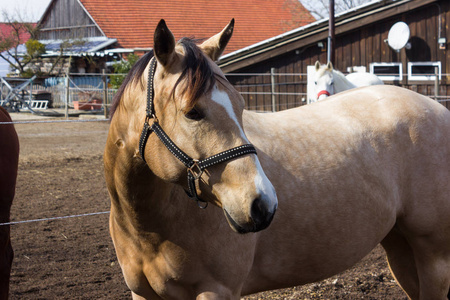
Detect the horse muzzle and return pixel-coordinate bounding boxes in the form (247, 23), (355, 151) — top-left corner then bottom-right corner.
(224, 197), (277, 234)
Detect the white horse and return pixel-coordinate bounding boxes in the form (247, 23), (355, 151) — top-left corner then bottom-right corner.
(313, 61), (384, 102)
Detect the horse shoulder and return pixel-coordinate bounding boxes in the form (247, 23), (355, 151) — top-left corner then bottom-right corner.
(105, 116), (231, 298)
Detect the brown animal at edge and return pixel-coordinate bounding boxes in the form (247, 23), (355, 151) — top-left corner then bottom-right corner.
(0, 106), (19, 299)
(104, 20), (450, 299)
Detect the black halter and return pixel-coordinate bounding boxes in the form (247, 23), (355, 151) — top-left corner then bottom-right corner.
(139, 57), (257, 208)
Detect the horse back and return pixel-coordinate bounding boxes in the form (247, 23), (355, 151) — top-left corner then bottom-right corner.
(251, 85), (450, 198)
(275, 85), (450, 233)
(240, 85), (450, 294)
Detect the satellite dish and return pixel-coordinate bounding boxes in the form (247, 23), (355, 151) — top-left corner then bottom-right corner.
(387, 22), (410, 51)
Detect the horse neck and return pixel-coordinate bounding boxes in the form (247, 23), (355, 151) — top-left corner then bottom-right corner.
(105, 111), (176, 227)
(332, 70), (355, 92)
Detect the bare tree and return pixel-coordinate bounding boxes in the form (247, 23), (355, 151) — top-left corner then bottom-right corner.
(0, 10), (86, 77)
(299, 0), (373, 20)
(0, 11), (42, 76)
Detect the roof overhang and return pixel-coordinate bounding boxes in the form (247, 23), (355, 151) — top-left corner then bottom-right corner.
(39, 37), (117, 57)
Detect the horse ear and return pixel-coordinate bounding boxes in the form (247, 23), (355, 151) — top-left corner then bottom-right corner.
(326, 61), (333, 70)
(315, 61), (320, 71)
(200, 19), (234, 61)
(153, 19), (176, 66)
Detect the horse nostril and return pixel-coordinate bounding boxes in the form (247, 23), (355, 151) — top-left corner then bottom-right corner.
(251, 197), (275, 231)
(251, 197), (263, 222)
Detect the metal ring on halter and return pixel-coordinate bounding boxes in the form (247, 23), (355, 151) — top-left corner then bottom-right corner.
(197, 199), (208, 209)
(188, 160), (203, 180)
(145, 114), (158, 126)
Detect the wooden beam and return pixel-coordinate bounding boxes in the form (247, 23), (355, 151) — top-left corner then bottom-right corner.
(40, 24), (97, 31)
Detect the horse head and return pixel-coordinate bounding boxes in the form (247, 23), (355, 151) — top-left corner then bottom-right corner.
(314, 61), (335, 101)
(110, 20), (277, 234)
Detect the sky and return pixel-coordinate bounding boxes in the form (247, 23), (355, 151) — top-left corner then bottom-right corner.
(0, 0), (52, 22)
(0, 0), (376, 23)
(0, 0), (321, 23)
(0, 0), (343, 23)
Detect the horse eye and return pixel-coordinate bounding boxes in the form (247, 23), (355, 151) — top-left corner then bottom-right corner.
(185, 107), (204, 120)
(314, 81), (317, 85)
(330, 81), (334, 85)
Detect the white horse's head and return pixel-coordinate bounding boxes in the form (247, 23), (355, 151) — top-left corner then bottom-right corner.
(313, 61), (335, 101)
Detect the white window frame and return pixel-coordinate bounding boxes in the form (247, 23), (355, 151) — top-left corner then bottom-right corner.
(369, 62), (403, 81)
(407, 61), (441, 81)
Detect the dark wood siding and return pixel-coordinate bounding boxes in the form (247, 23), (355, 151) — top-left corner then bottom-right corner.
(226, 0), (450, 111)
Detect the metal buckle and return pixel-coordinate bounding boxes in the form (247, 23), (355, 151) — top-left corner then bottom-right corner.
(145, 114), (158, 125)
(188, 160), (203, 180)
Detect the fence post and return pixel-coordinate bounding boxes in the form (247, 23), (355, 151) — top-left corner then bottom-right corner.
(103, 69), (108, 118)
(434, 66), (439, 101)
(65, 75), (70, 119)
(271, 68), (276, 112)
(65, 56), (72, 119)
(29, 78), (32, 102)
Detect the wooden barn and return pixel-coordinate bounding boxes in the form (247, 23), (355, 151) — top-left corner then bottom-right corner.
(218, 0), (450, 111)
(36, 0), (314, 74)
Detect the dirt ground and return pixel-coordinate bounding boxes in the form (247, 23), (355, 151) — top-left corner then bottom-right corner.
(7, 116), (408, 299)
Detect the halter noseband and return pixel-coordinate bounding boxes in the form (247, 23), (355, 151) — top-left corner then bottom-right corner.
(139, 57), (257, 208)
(317, 90), (330, 99)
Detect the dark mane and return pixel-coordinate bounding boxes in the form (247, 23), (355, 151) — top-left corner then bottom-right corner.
(109, 38), (215, 120)
(109, 51), (154, 120)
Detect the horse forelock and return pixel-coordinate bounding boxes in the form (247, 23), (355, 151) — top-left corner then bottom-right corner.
(110, 38), (217, 120)
(316, 65), (330, 77)
(173, 37), (216, 113)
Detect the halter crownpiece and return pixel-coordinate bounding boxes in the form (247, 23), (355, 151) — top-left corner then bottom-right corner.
(139, 57), (257, 208)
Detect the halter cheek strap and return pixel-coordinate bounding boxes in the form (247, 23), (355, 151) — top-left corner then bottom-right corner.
(139, 57), (257, 208)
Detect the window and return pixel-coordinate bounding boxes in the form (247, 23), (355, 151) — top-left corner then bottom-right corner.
(370, 63), (402, 81)
(407, 62), (441, 81)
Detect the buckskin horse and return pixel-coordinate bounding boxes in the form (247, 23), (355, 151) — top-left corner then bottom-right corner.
(104, 20), (450, 299)
(0, 106), (18, 299)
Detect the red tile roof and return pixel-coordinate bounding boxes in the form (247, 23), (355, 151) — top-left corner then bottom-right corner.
(0, 23), (33, 45)
(79, 0), (314, 54)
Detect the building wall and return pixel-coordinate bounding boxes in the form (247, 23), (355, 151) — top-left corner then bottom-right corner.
(39, 0), (104, 40)
(226, 0), (450, 111)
